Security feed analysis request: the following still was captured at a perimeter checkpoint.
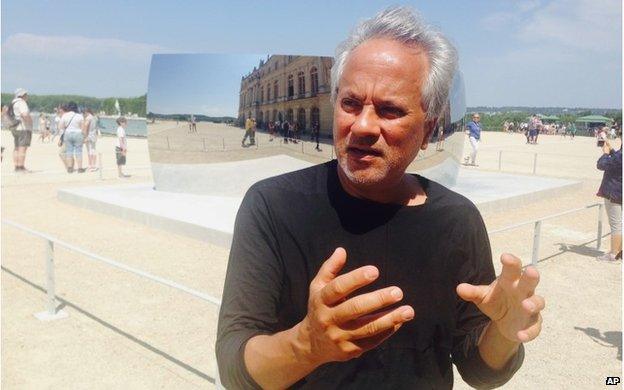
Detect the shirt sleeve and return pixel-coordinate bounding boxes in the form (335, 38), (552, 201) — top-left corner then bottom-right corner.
(597, 150), (622, 172)
(216, 184), (284, 390)
(451, 207), (524, 389)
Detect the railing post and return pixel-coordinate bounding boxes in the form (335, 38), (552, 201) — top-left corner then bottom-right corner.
(35, 240), (68, 321)
(532, 153), (538, 174)
(98, 153), (103, 180)
(498, 150), (502, 171)
(531, 220), (542, 266)
(166, 136), (170, 150)
(596, 203), (603, 250)
(203, 138), (207, 152)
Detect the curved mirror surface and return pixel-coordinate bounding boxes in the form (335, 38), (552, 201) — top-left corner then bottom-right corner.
(147, 54), (465, 196)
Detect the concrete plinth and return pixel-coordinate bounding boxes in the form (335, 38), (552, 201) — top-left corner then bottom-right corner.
(58, 155), (580, 247)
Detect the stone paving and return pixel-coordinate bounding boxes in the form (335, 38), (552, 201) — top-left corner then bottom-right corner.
(1, 128), (621, 389)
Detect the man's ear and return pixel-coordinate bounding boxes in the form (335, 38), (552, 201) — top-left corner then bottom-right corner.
(420, 118), (438, 150)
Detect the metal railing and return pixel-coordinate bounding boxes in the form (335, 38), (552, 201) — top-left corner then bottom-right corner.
(1, 219), (222, 318)
(2, 218), (225, 387)
(488, 203), (604, 265)
(1, 202), (608, 386)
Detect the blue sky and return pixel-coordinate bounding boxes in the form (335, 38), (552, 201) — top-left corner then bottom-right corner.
(2, 0), (621, 109)
(148, 54), (267, 116)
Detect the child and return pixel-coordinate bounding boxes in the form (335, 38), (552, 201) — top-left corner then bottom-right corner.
(116, 117), (130, 178)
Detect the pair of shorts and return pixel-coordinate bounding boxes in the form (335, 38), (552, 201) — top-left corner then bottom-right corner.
(64, 131), (84, 158)
(12, 130), (32, 147)
(115, 147), (126, 166)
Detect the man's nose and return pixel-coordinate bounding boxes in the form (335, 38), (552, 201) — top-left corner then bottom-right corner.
(350, 105), (380, 137)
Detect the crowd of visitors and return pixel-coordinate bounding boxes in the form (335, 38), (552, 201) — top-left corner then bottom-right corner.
(1, 87), (129, 178)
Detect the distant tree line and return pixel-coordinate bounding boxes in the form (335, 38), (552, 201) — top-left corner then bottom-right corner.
(465, 110), (622, 132)
(147, 112), (236, 124)
(1, 93), (147, 117)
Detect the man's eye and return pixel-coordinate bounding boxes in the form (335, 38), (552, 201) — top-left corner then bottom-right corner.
(341, 98), (361, 111)
(378, 106), (405, 119)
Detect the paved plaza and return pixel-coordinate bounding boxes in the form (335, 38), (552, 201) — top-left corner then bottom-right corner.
(1, 127), (621, 389)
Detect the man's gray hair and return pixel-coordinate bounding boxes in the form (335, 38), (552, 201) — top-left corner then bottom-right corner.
(331, 6), (458, 120)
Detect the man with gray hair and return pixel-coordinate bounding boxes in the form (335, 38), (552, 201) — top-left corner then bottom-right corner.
(217, 7), (543, 389)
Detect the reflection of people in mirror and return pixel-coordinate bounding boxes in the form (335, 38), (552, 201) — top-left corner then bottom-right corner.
(217, 6), (542, 389)
(436, 123), (445, 151)
(464, 113), (481, 165)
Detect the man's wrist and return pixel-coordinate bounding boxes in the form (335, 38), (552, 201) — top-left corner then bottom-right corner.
(478, 321), (521, 371)
(288, 320), (322, 370)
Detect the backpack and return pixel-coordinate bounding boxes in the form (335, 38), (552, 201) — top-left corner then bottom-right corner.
(2, 100), (21, 130)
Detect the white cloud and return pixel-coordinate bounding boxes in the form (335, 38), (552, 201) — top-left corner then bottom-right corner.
(1, 34), (173, 96)
(2, 33), (171, 60)
(517, 0), (621, 52)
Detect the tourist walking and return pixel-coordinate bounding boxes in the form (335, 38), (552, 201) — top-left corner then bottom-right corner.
(116, 117), (130, 178)
(84, 108), (99, 171)
(596, 137), (622, 262)
(464, 113), (481, 166)
(59, 102), (86, 173)
(282, 119), (290, 144)
(313, 121), (321, 151)
(38, 113), (51, 143)
(268, 121), (275, 142)
(56, 106), (68, 169)
(242, 117), (255, 147)
(7, 88), (33, 172)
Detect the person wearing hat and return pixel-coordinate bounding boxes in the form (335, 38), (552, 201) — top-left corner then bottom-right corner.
(11, 88), (33, 172)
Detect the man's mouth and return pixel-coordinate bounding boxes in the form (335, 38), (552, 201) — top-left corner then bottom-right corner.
(346, 146), (383, 158)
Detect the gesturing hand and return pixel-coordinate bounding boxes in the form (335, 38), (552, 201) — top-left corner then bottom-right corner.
(296, 248), (415, 366)
(456, 253), (545, 343)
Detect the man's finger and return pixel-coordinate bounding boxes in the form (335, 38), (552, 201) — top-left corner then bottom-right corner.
(320, 265), (379, 306)
(522, 295), (545, 315)
(517, 266), (540, 297)
(310, 248), (349, 291)
(347, 305), (414, 340)
(517, 314), (542, 342)
(500, 253), (523, 282)
(456, 283), (489, 304)
(352, 327), (396, 352)
(331, 287), (405, 323)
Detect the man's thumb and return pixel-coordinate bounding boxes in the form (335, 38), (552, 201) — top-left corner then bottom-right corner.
(456, 283), (488, 304)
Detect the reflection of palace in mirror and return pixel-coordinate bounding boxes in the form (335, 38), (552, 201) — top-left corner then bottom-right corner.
(238, 55), (335, 137)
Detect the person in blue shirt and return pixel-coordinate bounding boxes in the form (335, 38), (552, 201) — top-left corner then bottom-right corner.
(596, 138), (622, 261)
(464, 113), (482, 166)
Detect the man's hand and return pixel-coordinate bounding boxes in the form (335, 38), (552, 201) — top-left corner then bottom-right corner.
(456, 253), (544, 343)
(294, 247), (415, 366)
(602, 140), (613, 155)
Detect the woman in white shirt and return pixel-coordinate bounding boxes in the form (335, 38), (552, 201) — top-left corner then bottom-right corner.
(59, 102), (86, 173)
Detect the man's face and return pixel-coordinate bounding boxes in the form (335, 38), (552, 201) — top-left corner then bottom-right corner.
(333, 38), (435, 188)
(472, 115), (480, 123)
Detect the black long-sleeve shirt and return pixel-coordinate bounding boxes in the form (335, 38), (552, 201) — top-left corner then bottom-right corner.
(217, 160), (524, 389)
